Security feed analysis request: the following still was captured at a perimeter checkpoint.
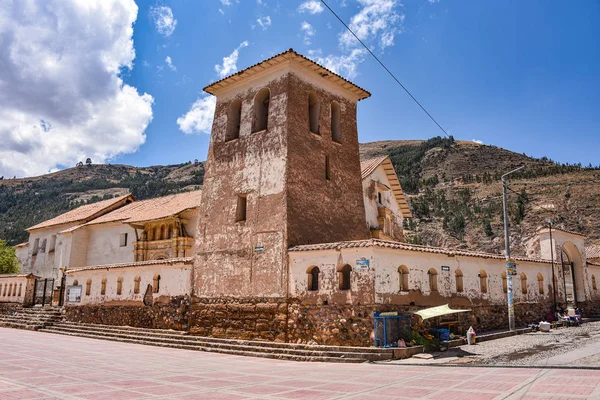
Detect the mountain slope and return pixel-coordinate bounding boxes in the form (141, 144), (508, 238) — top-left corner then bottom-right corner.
(2, 138), (598, 257)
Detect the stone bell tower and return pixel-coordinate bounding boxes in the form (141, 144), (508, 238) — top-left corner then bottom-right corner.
(193, 49), (371, 301)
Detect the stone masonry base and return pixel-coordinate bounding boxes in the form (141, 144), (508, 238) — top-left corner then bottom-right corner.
(60, 296), (557, 347)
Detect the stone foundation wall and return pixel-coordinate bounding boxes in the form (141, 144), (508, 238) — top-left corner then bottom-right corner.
(62, 295), (555, 347)
(189, 297), (288, 341)
(64, 296), (189, 330)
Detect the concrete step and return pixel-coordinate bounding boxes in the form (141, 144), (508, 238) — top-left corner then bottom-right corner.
(43, 324), (390, 362)
(0, 321), (39, 330)
(40, 328), (367, 363)
(54, 321), (391, 355)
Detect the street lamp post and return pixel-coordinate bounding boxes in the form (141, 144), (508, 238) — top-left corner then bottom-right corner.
(502, 165), (525, 331)
(546, 218), (558, 314)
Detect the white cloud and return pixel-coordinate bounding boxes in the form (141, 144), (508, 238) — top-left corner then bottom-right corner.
(300, 21), (316, 45)
(315, 49), (366, 79)
(176, 96), (217, 135)
(214, 41), (249, 78)
(0, 0), (153, 178)
(311, 0), (404, 80)
(339, 0), (403, 51)
(472, 139), (483, 144)
(149, 5), (177, 36)
(165, 56), (176, 71)
(220, 0), (232, 5)
(256, 16), (271, 30)
(298, 0), (324, 14)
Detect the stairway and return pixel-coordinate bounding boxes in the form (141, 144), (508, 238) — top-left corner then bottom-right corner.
(0, 306), (63, 330)
(40, 321), (396, 363)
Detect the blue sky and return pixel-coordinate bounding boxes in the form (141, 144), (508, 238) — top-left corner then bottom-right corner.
(1, 1), (599, 177)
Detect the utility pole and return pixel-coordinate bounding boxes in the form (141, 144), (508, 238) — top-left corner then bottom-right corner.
(502, 165), (525, 331)
(546, 218), (558, 314)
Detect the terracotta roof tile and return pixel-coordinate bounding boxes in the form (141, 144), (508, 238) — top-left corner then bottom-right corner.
(86, 190), (202, 226)
(27, 194), (134, 232)
(66, 257), (193, 273)
(289, 239), (553, 265)
(586, 245), (600, 260)
(537, 226), (586, 238)
(360, 156), (388, 180)
(203, 48), (371, 101)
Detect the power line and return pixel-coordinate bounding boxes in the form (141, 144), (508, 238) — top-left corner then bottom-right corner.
(319, 0), (449, 137)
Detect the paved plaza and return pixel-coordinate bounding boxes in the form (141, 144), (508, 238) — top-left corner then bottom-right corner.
(1, 328), (600, 399)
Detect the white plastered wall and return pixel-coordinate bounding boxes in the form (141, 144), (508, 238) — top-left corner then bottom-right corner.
(362, 164), (404, 232)
(66, 262), (192, 305)
(85, 223), (136, 267)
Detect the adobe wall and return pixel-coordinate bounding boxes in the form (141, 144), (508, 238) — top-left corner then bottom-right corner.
(285, 72), (370, 246)
(194, 68), (290, 298)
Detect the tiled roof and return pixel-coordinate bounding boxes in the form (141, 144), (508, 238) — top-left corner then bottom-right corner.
(586, 245), (600, 260)
(360, 156), (388, 180)
(0, 273), (39, 278)
(360, 156), (412, 218)
(289, 239), (553, 265)
(66, 257), (194, 274)
(588, 261), (600, 267)
(203, 48), (371, 101)
(537, 226), (586, 238)
(26, 194), (135, 232)
(85, 190), (202, 226)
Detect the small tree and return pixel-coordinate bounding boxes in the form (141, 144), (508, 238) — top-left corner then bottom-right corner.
(85, 158), (92, 166)
(0, 240), (20, 275)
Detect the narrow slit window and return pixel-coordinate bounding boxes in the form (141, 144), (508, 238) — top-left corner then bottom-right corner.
(226, 99), (242, 141)
(398, 265), (409, 291)
(117, 277), (123, 295)
(236, 195), (247, 222)
(101, 278), (107, 295)
(86, 279), (92, 296)
(428, 268), (438, 292)
(479, 270), (488, 293)
(339, 264), (352, 290)
(119, 233), (128, 247)
(331, 101), (341, 143)
(325, 156), (330, 181)
(455, 269), (464, 293)
(307, 266), (320, 291)
(48, 235), (56, 252)
(308, 93), (320, 134)
(252, 88), (270, 133)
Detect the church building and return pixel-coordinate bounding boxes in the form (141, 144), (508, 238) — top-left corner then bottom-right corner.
(5, 49), (600, 346)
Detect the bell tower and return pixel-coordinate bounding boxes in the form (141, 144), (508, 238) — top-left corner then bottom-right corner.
(194, 49), (371, 300)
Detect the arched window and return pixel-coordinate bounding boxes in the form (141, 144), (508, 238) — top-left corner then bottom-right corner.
(2, 284), (6, 296)
(308, 93), (320, 134)
(18, 283), (22, 297)
(101, 278), (107, 295)
(252, 88), (270, 133)
(134, 276), (141, 294)
(593, 275), (597, 291)
(12, 283), (17, 296)
(8, 283), (13, 296)
(86, 279), (92, 296)
(153, 274), (161, 293)
(162, 225), (168, 240)
(117, 277), (123, 295)
(428, 268), (438, 292)
(0, 284), (3, 296)
(307, 266), (320, 291)
(331, 101), (341, 143)
(479, 270), (488, 293)
(73, 280), (79, 286)
(338, 264), (352, 291)
(520, 273), (528, 294)
(502, 271), (507, 294)
(226, 99), (242, 141)
(398, 265), (409, 291)
(455, 269), (464, 293)
(537, 273), (544, 294)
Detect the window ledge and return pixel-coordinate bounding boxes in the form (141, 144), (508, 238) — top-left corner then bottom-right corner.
(252, 129), (268, 134)
(310, 130), (321, 136)
(332, 140), (342, 145)
(225, 137), (240, 143)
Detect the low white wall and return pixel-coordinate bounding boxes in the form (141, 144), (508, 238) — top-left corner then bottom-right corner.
(289, 246), (555, 306)
(65, 260), (192, 305)
(0, 276), (33, 304)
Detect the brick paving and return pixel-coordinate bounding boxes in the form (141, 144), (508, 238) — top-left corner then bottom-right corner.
(1, 327), (600, 399)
